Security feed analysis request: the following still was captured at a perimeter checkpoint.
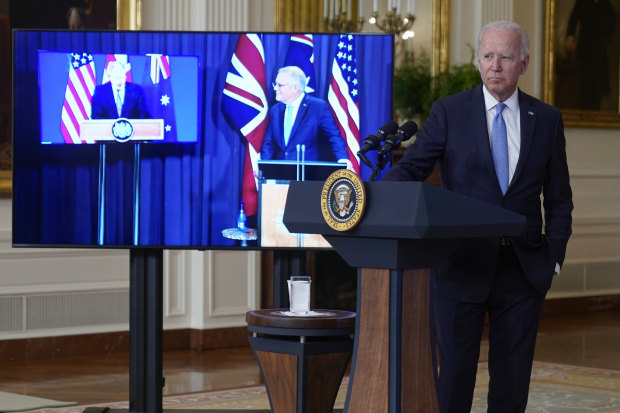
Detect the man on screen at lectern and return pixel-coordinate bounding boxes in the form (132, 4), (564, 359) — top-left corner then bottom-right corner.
(91, 60), (150, 120)
(260, 66), (352, 169)
(382, 21), (573, 413)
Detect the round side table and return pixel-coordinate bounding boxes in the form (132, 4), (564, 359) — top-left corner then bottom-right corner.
(246, 309), (355, 413)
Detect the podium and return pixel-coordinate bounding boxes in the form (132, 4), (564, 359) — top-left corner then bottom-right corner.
(80, 119), (164, 142)
(283, 181), (526, 413)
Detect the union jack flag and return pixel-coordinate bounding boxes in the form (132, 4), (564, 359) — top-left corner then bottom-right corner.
(149, 54), (170, 83)
(102, 54), (132, 84)
(60, 52), (96, 144)
(282, 34), (316, 94)
(221, 34), (269, 216)
(328, 34), (361, 174)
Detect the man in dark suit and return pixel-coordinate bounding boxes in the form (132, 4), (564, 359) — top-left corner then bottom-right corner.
(260, 66), (351, 168)
(91, 60), (150, 119)
(383, 21), (573, 413)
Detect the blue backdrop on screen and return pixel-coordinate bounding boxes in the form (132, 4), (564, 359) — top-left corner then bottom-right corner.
(12, 30), (394, 249)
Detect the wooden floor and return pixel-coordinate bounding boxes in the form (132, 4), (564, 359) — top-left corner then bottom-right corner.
(0, 309), (619, 406)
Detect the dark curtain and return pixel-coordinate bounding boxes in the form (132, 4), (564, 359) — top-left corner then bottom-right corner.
(12, 31), (392, 248)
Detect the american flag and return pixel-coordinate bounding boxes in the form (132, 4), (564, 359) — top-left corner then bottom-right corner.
(328, 34), (361, 174)
(283, 34), (316, 94)
(60, 52), (96, 144)
(221, 34), (269, 216)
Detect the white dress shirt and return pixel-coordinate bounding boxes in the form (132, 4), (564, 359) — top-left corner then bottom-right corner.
(286, 93), (305, 130)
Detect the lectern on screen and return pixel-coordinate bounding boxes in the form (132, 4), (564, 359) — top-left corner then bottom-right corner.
(258, 160), (345, 248)
(257, 160), (345, 181)
(12, 30), (394, 249)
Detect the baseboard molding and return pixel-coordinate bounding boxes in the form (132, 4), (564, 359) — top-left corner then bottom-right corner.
(1, 295), (618, 363)
(543, 294), (620, 315)
(190, 327), (251, 350)
(0, 327), (251, 363)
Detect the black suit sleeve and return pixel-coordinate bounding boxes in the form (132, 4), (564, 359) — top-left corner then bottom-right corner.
(91, 84), (113, 119)
(382, 100), (446, 181)
(541, 110), (573, 267)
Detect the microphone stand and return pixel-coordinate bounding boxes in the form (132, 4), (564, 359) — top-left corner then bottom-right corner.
(368, 150), (391, 182)
(358, 151), (373, 170)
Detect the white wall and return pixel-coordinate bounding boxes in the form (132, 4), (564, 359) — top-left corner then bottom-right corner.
(553, 129), (620, 297)
(140, 0), (274, 32)
(0, 198), (130, 339)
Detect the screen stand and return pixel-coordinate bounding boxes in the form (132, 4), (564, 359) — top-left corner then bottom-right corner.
(129, 248), (164, 413)
(84, 249), (271, 413)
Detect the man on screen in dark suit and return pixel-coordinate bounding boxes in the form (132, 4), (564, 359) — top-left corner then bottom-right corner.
(260, 66), (351, 169)
(382, 21), (573, 413)
(91, 60), (150, 119)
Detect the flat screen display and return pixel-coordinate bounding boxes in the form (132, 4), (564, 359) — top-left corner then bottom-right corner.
(12, 30), (394, 249)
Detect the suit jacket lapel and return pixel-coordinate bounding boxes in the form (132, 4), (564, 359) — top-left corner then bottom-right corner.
(105, 83), (117, 115)
(511, 90), (536, 190)
(470, 86), (497, 183)
(273, 104), (286, 147)
(288, 96), (309, 145)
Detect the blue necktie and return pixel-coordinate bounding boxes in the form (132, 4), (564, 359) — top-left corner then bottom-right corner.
(492, 103), (509, 194)
(283, 105), (293, 146)
(114, 89), (123, 118)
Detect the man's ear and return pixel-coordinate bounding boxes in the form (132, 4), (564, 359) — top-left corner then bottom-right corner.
(520, 54), (530, 75)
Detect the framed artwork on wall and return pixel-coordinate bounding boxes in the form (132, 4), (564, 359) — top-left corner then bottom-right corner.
(543, 0), (620, 128)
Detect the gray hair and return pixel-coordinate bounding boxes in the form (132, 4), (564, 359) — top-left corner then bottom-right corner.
(106, 60), (127, 74)
(278, 66), (307, 91)
(478, 20), (530, 61)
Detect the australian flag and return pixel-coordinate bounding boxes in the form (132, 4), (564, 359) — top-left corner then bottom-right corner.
(282, 34), (316, 94)
(143, 54), (176, 142)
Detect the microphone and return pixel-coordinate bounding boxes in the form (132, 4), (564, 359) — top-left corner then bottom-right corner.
(357, 121), (399, 155)
(377, 120), (419, 156)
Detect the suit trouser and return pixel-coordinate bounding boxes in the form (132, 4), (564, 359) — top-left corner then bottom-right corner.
(433, 244), (546, 413)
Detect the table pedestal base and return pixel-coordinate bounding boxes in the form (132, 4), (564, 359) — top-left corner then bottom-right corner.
(247, 309), (355, 413)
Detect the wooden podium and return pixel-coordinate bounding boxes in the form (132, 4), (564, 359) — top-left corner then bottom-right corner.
(283, 181), (525, 413)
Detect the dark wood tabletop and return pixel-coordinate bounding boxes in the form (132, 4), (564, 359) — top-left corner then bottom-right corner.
(246, 309), (356, 330)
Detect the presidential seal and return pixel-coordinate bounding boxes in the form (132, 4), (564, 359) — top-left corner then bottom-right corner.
(321, 169), (366, 231)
